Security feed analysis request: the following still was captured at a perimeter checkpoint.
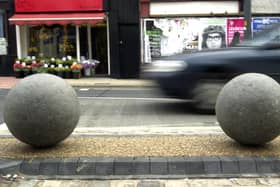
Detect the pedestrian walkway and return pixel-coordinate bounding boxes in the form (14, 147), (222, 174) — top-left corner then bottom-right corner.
(2, 178), (280, 187)
(0, 76), (156, 89)
(0, 77), (20, 89)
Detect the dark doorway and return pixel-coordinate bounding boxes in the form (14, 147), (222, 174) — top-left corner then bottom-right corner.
(91, 24), (108, 75)
(119, 24), (140, 78)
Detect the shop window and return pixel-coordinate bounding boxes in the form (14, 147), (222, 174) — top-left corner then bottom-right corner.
(0, 12), (3, 37)
(27, 25), (76, 58)
(0, 9), (7, 56)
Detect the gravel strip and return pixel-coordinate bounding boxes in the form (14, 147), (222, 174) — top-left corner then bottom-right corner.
(0, 135), (279, 158)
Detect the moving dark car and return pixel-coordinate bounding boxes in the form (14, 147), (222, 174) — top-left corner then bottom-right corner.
(143, 24), (280, 112)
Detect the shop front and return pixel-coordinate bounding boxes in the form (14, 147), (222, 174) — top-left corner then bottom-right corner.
(9, 0), (109, 77)
(142, 0), (245, 63)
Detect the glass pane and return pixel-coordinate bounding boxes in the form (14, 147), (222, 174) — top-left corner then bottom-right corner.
(0, 13), (3, 37)
(28, 24), (76, 58)
(79, 25), (88, 59)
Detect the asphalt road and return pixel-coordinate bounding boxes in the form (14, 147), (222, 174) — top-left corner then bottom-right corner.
(0, 87), (217, 127)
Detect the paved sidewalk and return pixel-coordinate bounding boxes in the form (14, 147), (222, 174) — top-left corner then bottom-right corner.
(0, 76), (156, 89)
(2, 178), (280, 187)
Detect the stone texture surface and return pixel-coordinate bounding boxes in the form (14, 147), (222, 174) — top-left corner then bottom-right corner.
(3, 178), (280, 187)
(4, 74), (80, 147)
(216, 73), (280, 145)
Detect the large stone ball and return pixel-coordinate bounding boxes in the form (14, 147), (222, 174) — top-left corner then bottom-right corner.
(216, 73), (280, 145)
(4, 74), (80, 147)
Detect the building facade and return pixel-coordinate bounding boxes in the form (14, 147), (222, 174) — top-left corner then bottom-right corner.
(0, 0), (16, 76)
(141, 0), (280, 63)
(2, 0), (141, 78)
(1, 0), (280, 77)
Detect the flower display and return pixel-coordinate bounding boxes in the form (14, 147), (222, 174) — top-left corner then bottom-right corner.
(13, 56), (94, 79)
(70, 63), (82, 72)
(82, 61), (95, 69)
(13, 61), (23, 72)
(30, 61), (43, 72)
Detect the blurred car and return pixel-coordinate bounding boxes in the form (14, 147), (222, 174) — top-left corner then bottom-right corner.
(143, 24), (280, 113)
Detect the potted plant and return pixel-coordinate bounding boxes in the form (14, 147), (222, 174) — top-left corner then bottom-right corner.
(55, 66), (65, 78)
(82, 61), (94, 77)
(64, 66), (72, 78)
(48, 65), (56, 75)
(13, 61), (23, 78)
(70, 63), (82, 79)
(37, 64), (49, 74)
(90, 59), (100, 76)
(30, 61), (43, 74)
(22, 63), (32, 77)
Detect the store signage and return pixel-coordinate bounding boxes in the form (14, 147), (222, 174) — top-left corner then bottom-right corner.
(0, 37), (7, 55)
(150, 1), (239, 16)
(15, 0), (103, 13)
(252, 0), (280, 14)
(252, 17), (280, 36)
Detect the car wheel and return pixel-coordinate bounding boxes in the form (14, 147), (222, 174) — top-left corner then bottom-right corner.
(191, 80), (225, 113)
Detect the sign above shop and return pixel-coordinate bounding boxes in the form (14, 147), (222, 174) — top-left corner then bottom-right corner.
(252, 0), (280, 14)
(150, 1), (239, 16)
(15, 0), (103, 13)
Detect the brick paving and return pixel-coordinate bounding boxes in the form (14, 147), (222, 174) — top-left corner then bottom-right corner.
(0, 77), (21, 89)
(0, 76), (155, 89)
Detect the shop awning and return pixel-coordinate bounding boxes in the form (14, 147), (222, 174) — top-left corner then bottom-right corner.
(9, 12), (105, 25)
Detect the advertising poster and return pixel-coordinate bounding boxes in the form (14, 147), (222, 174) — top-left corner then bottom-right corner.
(199, 18), (227, 50)
(145, 20), (162, 59)
(252, 17), (280, 37)
(144, 18), (200, 62)
(227, 18), (245, 47)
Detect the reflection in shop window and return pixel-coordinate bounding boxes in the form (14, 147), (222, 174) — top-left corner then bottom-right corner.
(28, 25), (76, 58)
(0, 13), (3, 37)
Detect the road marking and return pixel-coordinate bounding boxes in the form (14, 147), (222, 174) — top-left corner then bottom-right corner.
(79, 88), (90, 91)
(78, 96), (186, 102)
(0, 123), (8, 130)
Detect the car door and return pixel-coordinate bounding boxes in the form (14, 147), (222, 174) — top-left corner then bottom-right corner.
(245, 26), (280, 82)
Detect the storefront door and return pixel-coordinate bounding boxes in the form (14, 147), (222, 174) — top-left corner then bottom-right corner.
(79, 24), (108, 75)
(91, 24), (108, 75)
(119, 24), (140, 78)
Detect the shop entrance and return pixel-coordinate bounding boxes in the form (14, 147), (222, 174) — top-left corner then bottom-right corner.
(79, 24), (108, 75)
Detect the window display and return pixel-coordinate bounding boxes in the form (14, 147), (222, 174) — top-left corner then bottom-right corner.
(28, 25), (76, 58)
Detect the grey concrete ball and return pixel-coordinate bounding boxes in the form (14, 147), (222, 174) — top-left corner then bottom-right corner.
(216, 73), (280, 145)
(4, 74), (80, 147)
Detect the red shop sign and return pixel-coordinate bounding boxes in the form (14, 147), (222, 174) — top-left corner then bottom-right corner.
(15, 0), (103, 13)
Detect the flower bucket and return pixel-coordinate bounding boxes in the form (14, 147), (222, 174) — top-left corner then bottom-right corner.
(14, 71), (23, 78)
(84, 68), (92, 77)
(91, 68), (95, 76)
(23, 70), (31, 77)
(64, 71), (72, 79)
(72, 71), (81, 79)
(56, 72), (64, 78)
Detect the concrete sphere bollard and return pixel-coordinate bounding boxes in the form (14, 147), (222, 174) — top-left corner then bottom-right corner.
(216, 73), (280, 145)
(4, 74), (80, 147)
